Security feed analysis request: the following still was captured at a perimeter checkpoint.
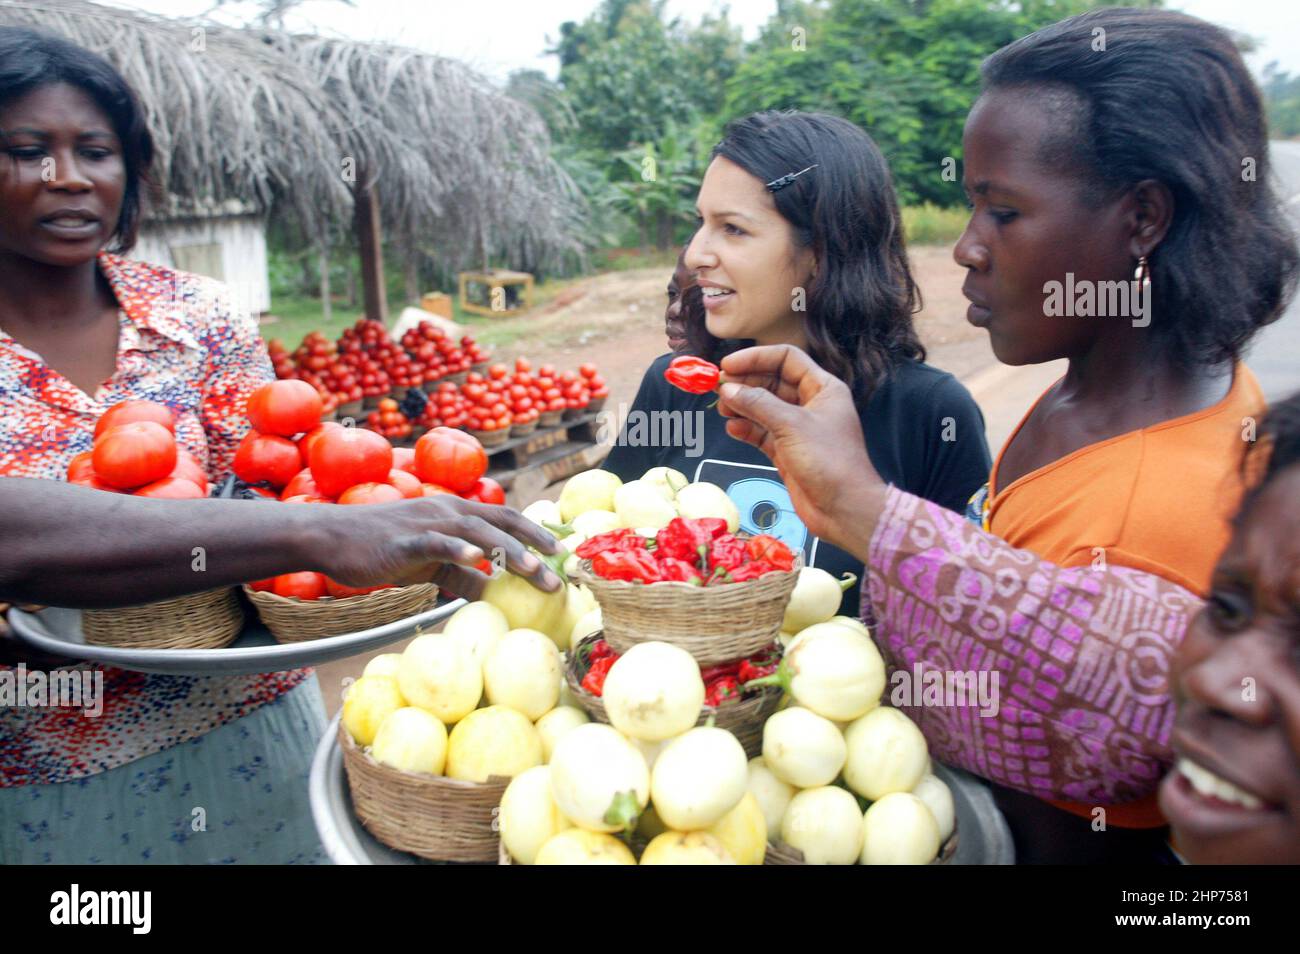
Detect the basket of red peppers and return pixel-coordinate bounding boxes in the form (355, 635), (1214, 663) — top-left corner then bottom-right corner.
(564, 633), (784, 759)
(570, 518), (802, 666)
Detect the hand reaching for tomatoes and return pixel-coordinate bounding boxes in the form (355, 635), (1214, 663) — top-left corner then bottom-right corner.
(314, 494), (563, 598)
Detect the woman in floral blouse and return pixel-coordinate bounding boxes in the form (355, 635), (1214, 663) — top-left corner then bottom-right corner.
(0, 28), (315, 863)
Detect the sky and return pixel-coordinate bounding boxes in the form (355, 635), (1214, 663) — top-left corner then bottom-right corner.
(115, 0), (1300, 83)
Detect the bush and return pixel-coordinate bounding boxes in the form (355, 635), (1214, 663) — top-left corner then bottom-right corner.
(902, 204), (968, 246)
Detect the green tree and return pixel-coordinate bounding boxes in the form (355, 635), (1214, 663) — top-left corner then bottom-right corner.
(724, 0), (1100, 205)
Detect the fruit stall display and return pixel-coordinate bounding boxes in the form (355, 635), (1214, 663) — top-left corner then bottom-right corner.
(266, 321), (609, 493)
(336, 464), (958, 865)
(267, 318), (491, 416)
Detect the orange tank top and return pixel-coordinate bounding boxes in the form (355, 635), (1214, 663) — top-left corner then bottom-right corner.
(987, 363), (1265, 827)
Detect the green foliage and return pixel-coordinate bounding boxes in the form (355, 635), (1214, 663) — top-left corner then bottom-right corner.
(902, 203), (969, 245)
(724, 0), (1100, 206)
(1263, 61), (1300, 139)
(536, 0), (1106, 239)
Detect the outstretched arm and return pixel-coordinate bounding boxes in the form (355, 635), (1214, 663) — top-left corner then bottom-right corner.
(0, 478), (561, 608)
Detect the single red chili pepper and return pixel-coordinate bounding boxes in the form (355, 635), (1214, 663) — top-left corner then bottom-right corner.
(704, 675), (743, 707)
(745, 534), (795, 572)
(592, 547), (662, 583)
(581, 655), (617, 696)
(707, 533), (748, 573)
(699, 661), (742, 682)
(655, 556), (705, 585)
(575, 529), (647, 560)
(588, 639), (615, 661)
(738, 650), (781, 684)
(726, 560), (778, 582)
(664, 355), (721, 395)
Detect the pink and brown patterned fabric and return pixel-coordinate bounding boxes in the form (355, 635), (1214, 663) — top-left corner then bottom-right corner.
(866, 485), (1202, 805)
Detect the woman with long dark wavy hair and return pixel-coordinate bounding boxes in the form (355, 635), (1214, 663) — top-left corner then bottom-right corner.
(605, 110), (992, 614)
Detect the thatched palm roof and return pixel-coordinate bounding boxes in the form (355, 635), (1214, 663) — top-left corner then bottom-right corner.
(0, 0), (585, 272)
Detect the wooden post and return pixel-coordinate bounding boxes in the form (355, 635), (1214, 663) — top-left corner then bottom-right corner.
(404, 252), (420, 305)
(318, 242), (332, 327)
(354, 179), (388, 323)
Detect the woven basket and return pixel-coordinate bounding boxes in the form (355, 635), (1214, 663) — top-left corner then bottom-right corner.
(339, 723), (506, 862)
(82, 587), (244, 649)
(243, 582), (438, 643)
(338, 399), (364, 419)
(468, 428), (509, 448)
(510, 420), (537, 438)
(565, 634), (781, 758)
(763, 824), (959, 865)
(587, 396), (607, 414)
(538, 410), (564, 428)
(572, 552), (801, 666)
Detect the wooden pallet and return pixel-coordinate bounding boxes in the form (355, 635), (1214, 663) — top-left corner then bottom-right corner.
(485, 413), (609, 498)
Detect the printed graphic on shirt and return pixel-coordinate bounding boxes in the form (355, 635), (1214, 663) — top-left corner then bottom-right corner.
(692, 459), (820, 567)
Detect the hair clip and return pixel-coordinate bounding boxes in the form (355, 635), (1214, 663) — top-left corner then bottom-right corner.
(765, 164), (818, 193)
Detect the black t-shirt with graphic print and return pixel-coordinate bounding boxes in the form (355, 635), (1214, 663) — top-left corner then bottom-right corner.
(602, 352), (993, 616)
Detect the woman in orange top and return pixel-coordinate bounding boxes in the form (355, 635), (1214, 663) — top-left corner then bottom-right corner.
(715, 8), (1297, 864)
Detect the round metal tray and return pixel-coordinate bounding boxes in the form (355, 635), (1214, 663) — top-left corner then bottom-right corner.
(309, 712), (1015, 865)
(8, 598), (465, 676)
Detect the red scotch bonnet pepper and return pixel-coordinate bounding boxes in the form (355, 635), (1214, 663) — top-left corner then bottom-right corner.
(663, 356), (721, 395)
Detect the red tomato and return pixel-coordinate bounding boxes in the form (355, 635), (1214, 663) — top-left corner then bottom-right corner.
(387, 469), (423, 498)
(488, 363), (509, 380)
(579, 363), (598, 379)
(66, 450), (95, 482)
(246, 380), (323, 437)
(460, 476), (505, 505)
(272, 572), (328, 600)
(233, 431), (301, 489)
(325, 578), (394, 599)
(299, 421), (343, 467)
(419, 482), (455, 496)
(94, 400), (175, 439)
(134, 477), (206, 499)
(414, 427), (487, 493)
(92, 422), (177, 490)
(337, 481), (404, 505)
(515, 357), (532, 373)
(309, 427), (393, 498)
(280, 468), (320, 499)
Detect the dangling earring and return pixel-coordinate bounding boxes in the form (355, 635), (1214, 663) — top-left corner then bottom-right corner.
(1134, 255), (1150, 288)
(1132, 255), (1152, 328)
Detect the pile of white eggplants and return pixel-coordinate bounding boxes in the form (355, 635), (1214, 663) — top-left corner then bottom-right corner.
(338, 465), (957, 865)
